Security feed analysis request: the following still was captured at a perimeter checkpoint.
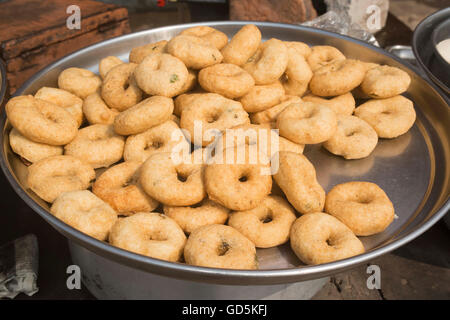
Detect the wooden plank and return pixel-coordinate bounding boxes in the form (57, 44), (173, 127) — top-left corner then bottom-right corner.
(0, 0), (126, 59)
(229, 0), (317, 24)
(2, 7), (129, 60)
(7, 19), (130, 94)
(0, 0), (117, 42)
(6, 13), (129, 72)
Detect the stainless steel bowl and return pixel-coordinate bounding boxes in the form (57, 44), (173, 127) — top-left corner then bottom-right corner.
(413, 7), (450, 95)
(1, 22), (449, 290)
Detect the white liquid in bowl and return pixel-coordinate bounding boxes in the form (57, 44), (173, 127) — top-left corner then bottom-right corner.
(436, 38), (450, 63)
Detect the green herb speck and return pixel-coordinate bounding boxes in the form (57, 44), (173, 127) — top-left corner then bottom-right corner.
(170, 74), (179, 83)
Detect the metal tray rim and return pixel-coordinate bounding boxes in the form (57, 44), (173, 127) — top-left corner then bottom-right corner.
(1, 21), (449, 285)
(0, 59), (6, 109)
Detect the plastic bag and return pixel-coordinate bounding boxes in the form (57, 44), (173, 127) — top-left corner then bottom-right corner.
(301, 0), (389, 46)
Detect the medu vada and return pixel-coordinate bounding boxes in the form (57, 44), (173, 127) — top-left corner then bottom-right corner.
(163, 199), (230, 234)
(57, 67), (101, 99)
(134, 52), (189, 98)
(354, 95), (416, 138)
(221, 24), (261, 66)
(325, 181), (395, 236)
(360, 65), (411, 98)
(101, 63), (143, 111)
(167, 34), (223, 69)
(323, 115), (378, 159)
(228, 195), (296, 248)
(184, 224), (257, 270)
(64, 124), (125, 169)
(309, 59), (366, 97)
(273, 151), (325, 215)
(277, 102), (338, 144)
(83, 92), (119, 125)
(179, 93), (250, 146)
(50, 190), (117, 241)
(123, 120), (189, 163)
(180, 26), (228, 50)
(204, 145), (272, 211)
(290, 212), (365, 265)
(243, 38), (288, 85)
(109, 212), (186, 262)
(113, 96), (174, 135)
(34, 87), (83, 127)
(198, 63), (255, 99)
(6, 95), (78, 146)
(140, 152), (205, 206)
(92, 161), (159, 216)
(27, 155), (95, 203)
(9, 128), (63, 164)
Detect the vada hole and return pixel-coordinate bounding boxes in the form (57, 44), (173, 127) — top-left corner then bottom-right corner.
(152, 141), (163, 148)
(123, 174), (139, 188)
(238, 175), (248, 182)
(176, 171), (188, 182)
(357, 197), (372, 204)
(149, 234), (168, 241)
(217, 241), (230, 256)
(147, 140), (163, 150)
(280, 74), (289, 83)
(45, 113), (59, 124)
(91, 135), (105, 142)
(260, 212), (273, 224)
(206, 112), (221, 123)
